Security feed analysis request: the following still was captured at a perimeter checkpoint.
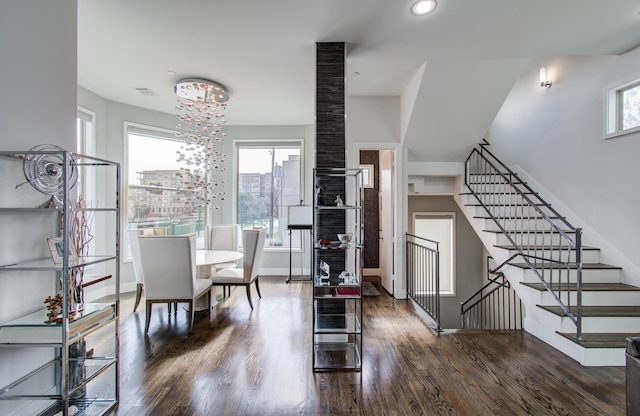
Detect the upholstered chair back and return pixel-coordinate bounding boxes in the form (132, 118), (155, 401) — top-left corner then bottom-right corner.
(138, 235), (197, 300)
(206, 224), (240, 251)
(242, 228), (266, 283)
(127, 230), (144, 285)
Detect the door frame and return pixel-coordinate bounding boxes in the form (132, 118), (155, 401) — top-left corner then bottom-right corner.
(351, 142), (406, 299)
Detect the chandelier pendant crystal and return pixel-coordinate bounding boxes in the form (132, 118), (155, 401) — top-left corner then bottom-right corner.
(174, 78), (229, 209)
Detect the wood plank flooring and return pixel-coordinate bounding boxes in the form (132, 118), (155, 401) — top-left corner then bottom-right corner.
(107, 276), (625, 416)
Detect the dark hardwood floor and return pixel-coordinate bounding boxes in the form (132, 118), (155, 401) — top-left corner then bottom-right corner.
(105, 276), (625, 415)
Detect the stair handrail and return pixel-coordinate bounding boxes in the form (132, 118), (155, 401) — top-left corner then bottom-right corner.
(405, 233), (442, 332)
(472, 142), (577, 243)
(465, 141), (583, 339)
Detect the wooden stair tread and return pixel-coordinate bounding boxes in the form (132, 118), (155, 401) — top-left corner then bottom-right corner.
(538, 305), (640, 317)
(483, 229), (575, 234)
(493, 244), (594, 250)
(460, 191), (535, 195)
(521, 282), (640, 291)
(466, 203), (546, 207)
(557, 332), (640, 349)
(509, 262), (621, 270)
(474, 215), (563, 220)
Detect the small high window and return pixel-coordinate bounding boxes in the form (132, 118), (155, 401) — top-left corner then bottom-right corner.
(606, 78), (640, 138)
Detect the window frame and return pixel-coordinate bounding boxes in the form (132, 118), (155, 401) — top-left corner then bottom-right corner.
(233, 139), (304, 251)
(77, 107), (96, 200)
(605, 75), (640, 139)
(123, 122), (208, 259)
(412, 212), (456, 296)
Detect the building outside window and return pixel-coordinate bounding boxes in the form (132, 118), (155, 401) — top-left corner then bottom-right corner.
(126, 125), (205, 249)
(236, 142), (302, 248)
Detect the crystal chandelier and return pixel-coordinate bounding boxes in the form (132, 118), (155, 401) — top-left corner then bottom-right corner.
(174, 78), (229, 209)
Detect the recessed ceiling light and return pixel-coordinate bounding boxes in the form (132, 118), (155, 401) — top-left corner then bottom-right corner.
(411, 0), (437, 16)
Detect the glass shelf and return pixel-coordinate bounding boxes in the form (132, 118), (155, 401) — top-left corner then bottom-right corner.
(0, 303), (116, 345)
(0, 357), (116, 400)
(315, 313), (361, 333)
(0, 255), (117, 272)
(313, 340), (362, 371)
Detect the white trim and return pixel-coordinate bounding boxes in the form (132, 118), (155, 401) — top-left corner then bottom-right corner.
(603, 73), (640, 139)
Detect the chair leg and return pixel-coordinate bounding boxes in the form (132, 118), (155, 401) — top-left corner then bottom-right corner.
(133, 283), (143, 312)
(144, 301), (152, 334)
(245, 285), (253, 310)
(188, 300), (195, 333)
(255, 278), (261, 299)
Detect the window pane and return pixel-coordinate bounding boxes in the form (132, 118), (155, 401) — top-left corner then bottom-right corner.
(414, 215), (454, 294)
(237, 144), (301, 247)
(622, 83), (640, 131)
(127, 132), (205, 246)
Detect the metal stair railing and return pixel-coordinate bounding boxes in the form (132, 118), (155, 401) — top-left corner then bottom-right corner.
(461, 256), (523, 330)
(464, 140), (583, 339)
(405, 233), (441, 332)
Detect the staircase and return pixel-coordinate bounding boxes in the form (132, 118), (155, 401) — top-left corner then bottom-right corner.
(456, 142), (640, 366)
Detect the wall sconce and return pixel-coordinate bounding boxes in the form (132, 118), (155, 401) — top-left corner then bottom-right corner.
(540, 67), (552, 89)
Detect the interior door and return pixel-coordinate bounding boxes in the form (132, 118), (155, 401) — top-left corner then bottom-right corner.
(379, 150), (395, 294)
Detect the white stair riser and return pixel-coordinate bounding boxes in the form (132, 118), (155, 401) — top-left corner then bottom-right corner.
(536, 290), (640, 306)
(519, 267), (621, 284)
(466, 183), (530, 195)
(558, 316), (640, 333)
(482, 218), (569, 232)
(495, 232), (577, 246)
(533, 307), (640, 332)
(470, 193), (537, 205)
(473, 204), (558, 218)
(500, 247), (597, 263)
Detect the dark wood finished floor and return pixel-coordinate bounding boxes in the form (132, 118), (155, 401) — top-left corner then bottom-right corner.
(106, 277), (625, 416)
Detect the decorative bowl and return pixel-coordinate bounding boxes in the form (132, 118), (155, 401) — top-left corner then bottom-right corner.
(337, 233), (353, 245)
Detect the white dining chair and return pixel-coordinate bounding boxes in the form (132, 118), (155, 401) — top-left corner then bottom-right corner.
(209, 228), (266, 310)
(138, 235), (213, 333)
(205, 224), (241, 270)
(127, 230), (144, 313)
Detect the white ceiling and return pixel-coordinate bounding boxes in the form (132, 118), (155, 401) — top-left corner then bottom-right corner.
(78, 0), (640, 161)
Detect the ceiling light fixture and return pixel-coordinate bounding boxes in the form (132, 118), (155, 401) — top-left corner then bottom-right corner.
(411, 0), (437, 16)
(174, 78), (229, 209)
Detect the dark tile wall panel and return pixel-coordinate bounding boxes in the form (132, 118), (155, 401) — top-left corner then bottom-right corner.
(316, 42), (345, 170)
(360, 151), (379, 268)
(316, 42), (347, 271)
(315, 43), (347, 317)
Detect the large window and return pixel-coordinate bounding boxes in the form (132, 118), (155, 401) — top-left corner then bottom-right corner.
(126, 125), (205, 247)
(413, 213), (455, 295)
(236, 142), (302, 248)
(606, 78), (640, 138)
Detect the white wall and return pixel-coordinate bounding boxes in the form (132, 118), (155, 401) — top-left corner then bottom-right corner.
(0, 2), (77, 414)
(487, 50), (640, 284)
(346, 96), (401, 145)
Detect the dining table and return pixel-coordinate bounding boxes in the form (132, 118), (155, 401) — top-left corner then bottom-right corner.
(194, 249), (244, 310)
(196, 249), (244, 278)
